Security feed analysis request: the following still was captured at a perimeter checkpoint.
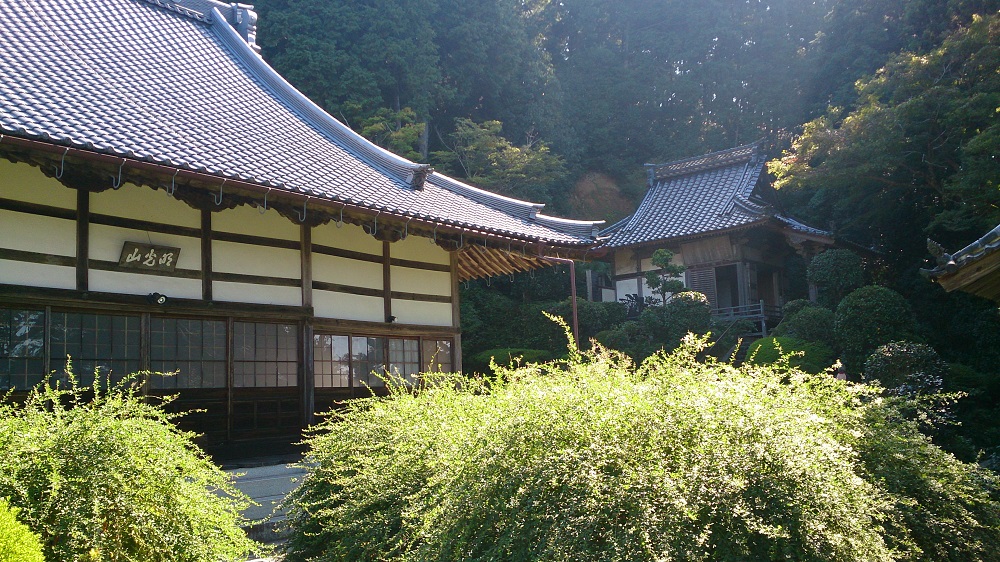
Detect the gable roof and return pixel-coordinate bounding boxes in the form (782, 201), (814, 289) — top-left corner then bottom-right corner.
(0, 0), (601, 252)
(601, 143), (830, 249)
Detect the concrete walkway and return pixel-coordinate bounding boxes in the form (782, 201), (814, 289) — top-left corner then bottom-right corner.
(226, 458), (309, 560)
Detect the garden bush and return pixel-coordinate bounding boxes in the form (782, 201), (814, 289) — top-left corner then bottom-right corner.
(747, 336), (835, 374)
(0, 370), (260, 562)
(465, 348), (557, 375)
(0, 499), (43, 562)
(284, 328), (1000, 562)
(772, 305), (836, 345)
(864, 341), (948, 395)
(835, 285), (917, 375)
(807, 249), (864, 308)
(782, 298), (818, 318)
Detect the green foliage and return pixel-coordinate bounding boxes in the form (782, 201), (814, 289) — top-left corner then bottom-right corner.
(747, 336), (836, 374)
(284, 337), (1000, 562)
(771, 13), (1000, 272)
(465, 348), (557, 376)
(772, 305), (837, 345)
(596, 291), (711, 360)
(643, 249), (687, 304)
(782, 298), (817, 319)
(807, 249), (865, 308)
(432, 118), (568, 202)
(835, 285), (918, 375)
(0, 370), (259, 562)
(864, 341), (948, 395)
(0, 499), (43, 562)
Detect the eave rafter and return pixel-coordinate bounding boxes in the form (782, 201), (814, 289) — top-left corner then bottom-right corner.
(0, 136), (596, 281)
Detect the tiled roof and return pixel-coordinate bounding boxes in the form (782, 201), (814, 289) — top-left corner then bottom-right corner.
(923, 223), (1000, 279)
(602, 143), (770, 248)
(0, 0), (600, 245)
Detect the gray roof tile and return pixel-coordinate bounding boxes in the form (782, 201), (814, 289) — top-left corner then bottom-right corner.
(0, 0), (600, 244)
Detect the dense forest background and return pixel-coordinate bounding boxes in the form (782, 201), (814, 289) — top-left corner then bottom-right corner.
(254, 0), (1000, 459)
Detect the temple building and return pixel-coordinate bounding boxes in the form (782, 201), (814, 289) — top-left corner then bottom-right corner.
(0, 0), (601, 452)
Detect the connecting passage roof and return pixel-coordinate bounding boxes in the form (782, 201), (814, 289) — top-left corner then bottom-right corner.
(0, 0), (601, 247)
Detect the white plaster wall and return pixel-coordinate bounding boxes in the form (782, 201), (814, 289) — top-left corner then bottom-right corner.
(213, 240), (300, 279)
(89, 270), (202, 299)
(391, 299), (452, 327)
(311, 222), (383, 255)
(0, 211), (76, 256)
(391, 235), (451, 266)
(213, 205), (300, 241)
(313, 291), (383, 323)
(390, 266), (450, 297)
(313, 253), (382, 289)
(616, 277), (639, 300)
(214, 282), (302, 307)
(0, 260), (75, 289)
(90, 182), (200, 229)
(0, 161), (77, 209)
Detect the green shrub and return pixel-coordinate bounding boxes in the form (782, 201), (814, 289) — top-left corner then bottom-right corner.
(807, 249), (865, 308)
(466, 348), (557, 375)
(782, 298), (818, 318)
(284, 334), (1000, 562)
(747, 336), (835, 374)
(637, 291), (711, 344)
(835, 285), (917, 375)
(0, 371), (260, 562)
(864, 341), (947, 395)
(772, 305), (836, 345)
(0, 499), (43, 562)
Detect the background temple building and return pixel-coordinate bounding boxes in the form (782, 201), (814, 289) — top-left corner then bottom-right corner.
(0, 0), (601, 455)
(599, 143), (835, 334)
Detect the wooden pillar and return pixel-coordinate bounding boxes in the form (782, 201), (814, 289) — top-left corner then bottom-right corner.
(450, 251), (462, 373)
(201, 210), (213, 301)
(76, 188), (89, 291)
(300, 224), (314, 425)
(383, 241), (392, 323)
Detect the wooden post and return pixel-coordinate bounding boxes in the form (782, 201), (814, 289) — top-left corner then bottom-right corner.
(450, 252), (463, 373)
(76, 188), (89, 291)
(201, 210), (212, 301)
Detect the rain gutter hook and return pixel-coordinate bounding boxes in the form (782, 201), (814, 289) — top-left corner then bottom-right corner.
(295, 198), (309, 222)
(167, 169), (179, 196)
(214, 179), (227, 205)
(258, 188), (270, 214)
(56, 147), (69, 179)
(111, 158), (126, 189)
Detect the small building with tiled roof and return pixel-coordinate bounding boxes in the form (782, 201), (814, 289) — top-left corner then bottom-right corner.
(923, 224), (1000, 302)
(599, 143), (834, 329)
(0, 0), (601, 453)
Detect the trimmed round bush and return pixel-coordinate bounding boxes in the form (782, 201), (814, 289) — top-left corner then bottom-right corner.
(864, 341), (947, 395)
(782, 298), (818, 318)
(835, 285), (916, 375)
(808, 249), (864, 308)
(284, 338), (1000, 562)
(772, 306), (836, 345)
(0, 374), (259, 562)
(0, 499), (43, 562)
(747, 336), (835, 374)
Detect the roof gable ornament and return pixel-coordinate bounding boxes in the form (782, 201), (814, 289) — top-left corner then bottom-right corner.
(406, 165), (433, 190)
(230, 3), (259, 53)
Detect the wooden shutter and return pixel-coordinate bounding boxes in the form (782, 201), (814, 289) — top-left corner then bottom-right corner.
(686, 267), (718, 310)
